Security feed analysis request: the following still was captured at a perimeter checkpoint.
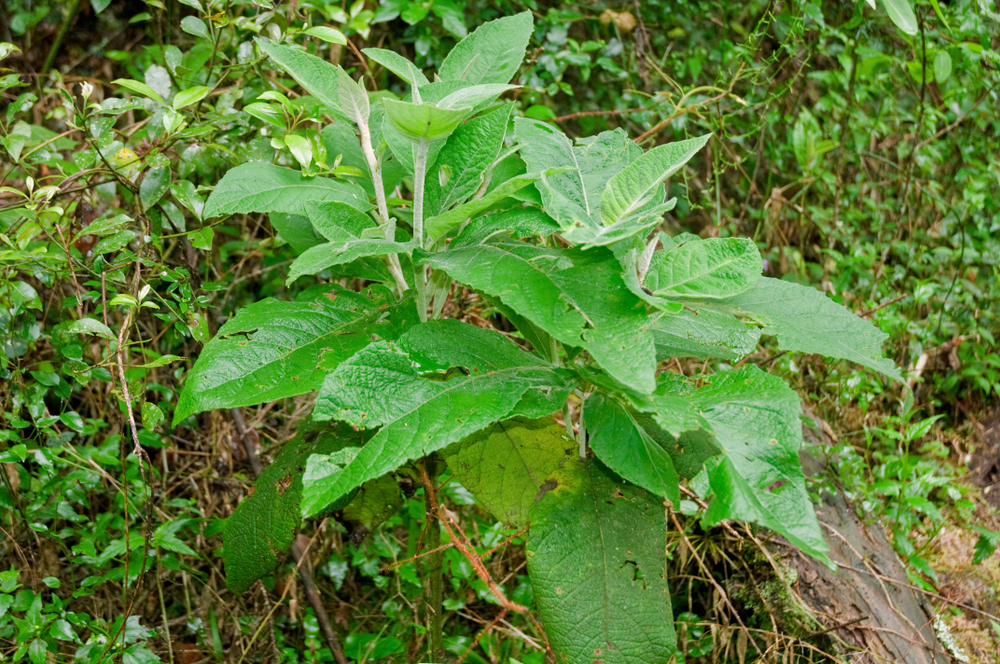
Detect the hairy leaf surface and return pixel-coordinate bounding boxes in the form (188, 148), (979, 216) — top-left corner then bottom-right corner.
(600, 134), (710, 224)
(363, 47), (430, 87)
(421, 242), (657, 393)
(528, 459), (676, 664)
(308, 321), (573, 512)
(438, 11), (533, 85)
(689, 366), (829, 562)
(256, 40), (344, 119)
(719, 277), (904, 383)
(203, 163), (369, 218)
(650, 307), (762, 361)
(174, 286), (416, 423)
(443, 417), (576, 527)
(586, 394), (680, 506)
(644, 237), (762, 300)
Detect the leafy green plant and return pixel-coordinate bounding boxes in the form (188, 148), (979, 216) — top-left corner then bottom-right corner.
(169, 12), (911, 663)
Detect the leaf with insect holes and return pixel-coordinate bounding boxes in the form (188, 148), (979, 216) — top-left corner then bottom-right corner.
(223, 423), (364, 593)
(527, 458), (676, 664)
(689, 365), (830, 564)
(443, 417), (577, 527)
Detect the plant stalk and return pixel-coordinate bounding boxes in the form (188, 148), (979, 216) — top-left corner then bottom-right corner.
(423, 458), (444, 661)
(358, 120), (409, 294)
(412, 139), (431, 322)
(41, 0), (83, 75)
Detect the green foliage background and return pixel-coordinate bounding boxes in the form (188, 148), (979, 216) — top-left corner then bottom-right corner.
(0, 0), (998, 663)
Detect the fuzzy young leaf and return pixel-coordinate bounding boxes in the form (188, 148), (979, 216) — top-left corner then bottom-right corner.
(690, 366), (830, 563)
(423, 104), (513, 218)
(586, 393), (681, 506)
(451, 208), (560, 248)
(173, 286), (416, 424)
(424, 175), (538, 240)
(644, 237), (762, 300)
(286, 201), (416, 283)
(203, 163), (369, 218)
(515, 119), (637, 227)
(307, 320), (574, 512)
(528, 459), (676, 664)
(600, 134), (710, 224)
(719, 277), (904, 384)
(443, 417), (576, 527)
(382, 98), (469, 143)
(649, 307), (762, 361)
(439, 11), (533, 85)
(363, 47), (430, 87)
(422, 242), (658, 393)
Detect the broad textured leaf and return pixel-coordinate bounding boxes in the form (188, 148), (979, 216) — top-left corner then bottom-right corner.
(203, 163), (369, 218)
(627, 374), (709, 440)
(223, 423), (363, 593)
(173, 286), (417, 424)
(689, 366), (830, 562)
(363, 47), (430, 87)
(421, 241), (658, 393)
(334, 67), (369, 125)
(515, 119), (637, 228)
(300, 446), (362, 518)
(586, 394), (680, 506)
(650, 307), (762, 361)
(382, 98), (469, 143)
(719, 277), (904, 383)
(257, 40), (344, 119)
(451, 208), (559, 248)
(644, 237), (762, 300)
(308, 320), (573, 511)
(425, 175), (538, 240)
(600, 134), (710, 224)
(424, 105), (512, 218)
(439, 11), (533, 85)
(437, 84), (517, 110)
(562, 201), (674, 249)
(636, 414), (720, 480)
(883, 0), (918, 35)
(443, 417), (576, 527)
(286, 201), (415, 283)
(528, 459), (675, 664)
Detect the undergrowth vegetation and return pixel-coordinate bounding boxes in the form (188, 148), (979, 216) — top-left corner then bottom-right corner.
(1, 1), (998, 663)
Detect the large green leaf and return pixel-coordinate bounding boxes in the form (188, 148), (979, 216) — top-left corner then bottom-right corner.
(307, 320), (574, 512)
(423, 104), (512, 218)
(424, 175), (538, 240)
(600, 134), (710, 224)
(203, 163), (369, 218)
(421, 241), (658, 393)
(286, 201), (416, 283)
(223, 423), (363, 593)
(382, 98), (469, 143)
(688, 366), (830, 563)
(527, 459), (676, 664)
(443, 417), (576, 527)
(515, 119), (637, 228)
(173, 286), (417, 424)
(362, 47), (430, 87)
(719, 277), (904, 383)
(649, 307), (762, 361)
(451, 208), (559, 248)
(643, 237), (762, 300)
(438, 11), (533, 85)
(256, 40), (345, 120)
(585, 393), (680, 506)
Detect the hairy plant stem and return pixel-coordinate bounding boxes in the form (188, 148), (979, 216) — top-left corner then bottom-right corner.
(412, 139), (431, 322)
(358, 120), (409, 294)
